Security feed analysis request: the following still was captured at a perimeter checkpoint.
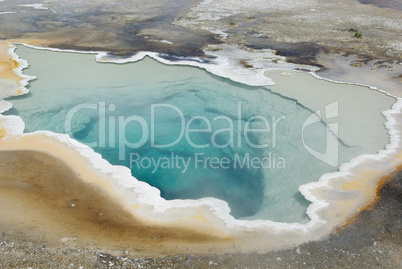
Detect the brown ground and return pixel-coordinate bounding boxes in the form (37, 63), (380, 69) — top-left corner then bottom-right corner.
(0, 150), (232, 258)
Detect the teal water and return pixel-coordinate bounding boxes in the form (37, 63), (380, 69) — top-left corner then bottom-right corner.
(5, 46), (387, 222)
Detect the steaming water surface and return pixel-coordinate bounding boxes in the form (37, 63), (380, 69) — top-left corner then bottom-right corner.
(4, 45), (394, 222)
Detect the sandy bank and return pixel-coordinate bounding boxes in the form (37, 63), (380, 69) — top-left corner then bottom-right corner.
(0, 146), (232, 256)
(0, 41), (24, 99)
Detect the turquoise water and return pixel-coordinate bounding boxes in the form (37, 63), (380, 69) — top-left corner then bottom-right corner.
(5, 46), (385, 222)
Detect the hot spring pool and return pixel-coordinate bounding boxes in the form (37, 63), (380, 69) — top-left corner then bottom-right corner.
(4, 45), (395, 222)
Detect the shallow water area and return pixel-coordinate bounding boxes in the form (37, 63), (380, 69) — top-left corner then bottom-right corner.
(4, 45), (395, 223)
